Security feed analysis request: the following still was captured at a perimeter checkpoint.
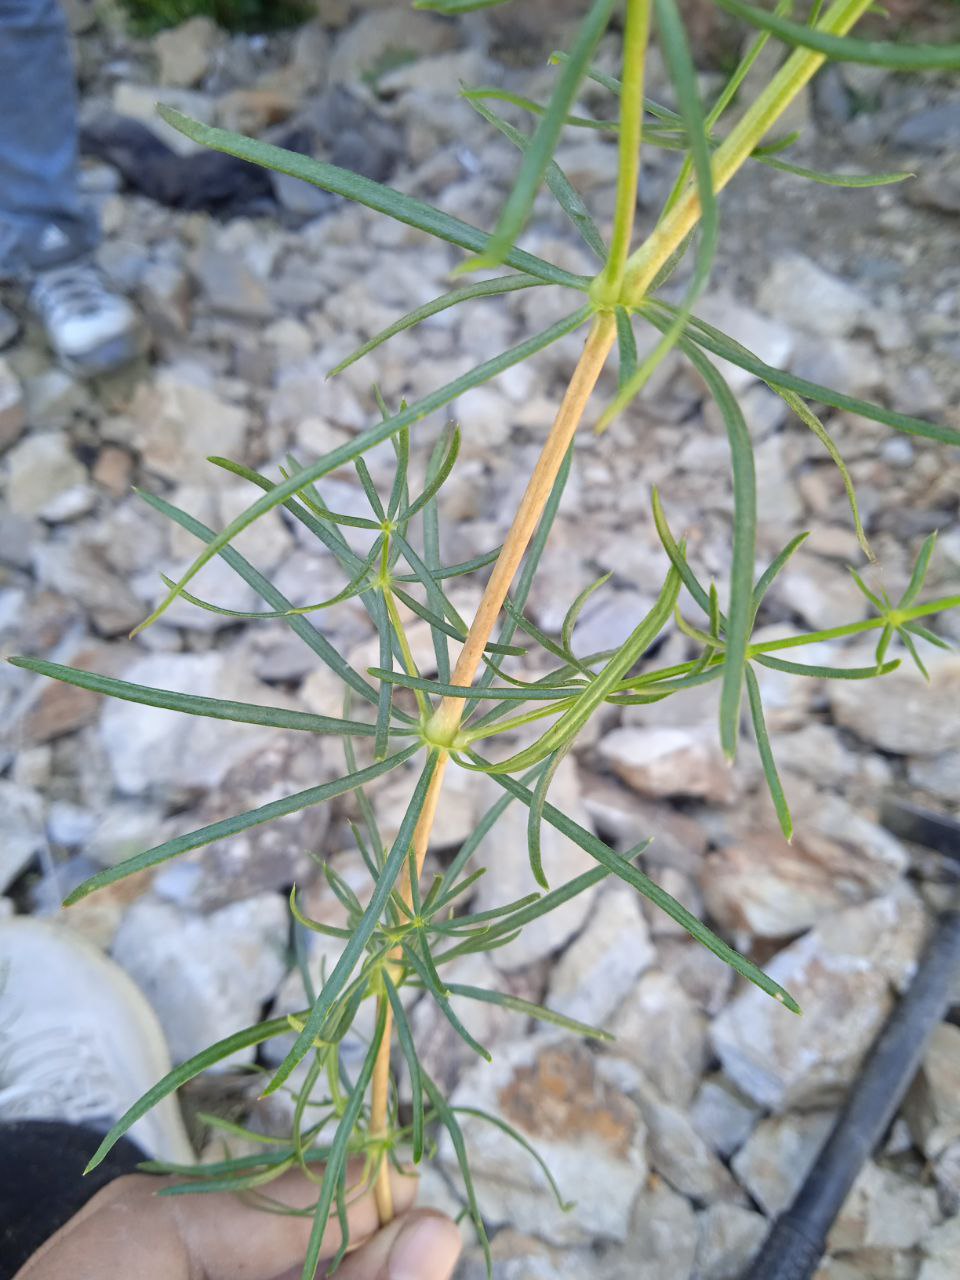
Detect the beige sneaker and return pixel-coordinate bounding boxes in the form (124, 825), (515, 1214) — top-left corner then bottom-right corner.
(0, 917), (193, 1164)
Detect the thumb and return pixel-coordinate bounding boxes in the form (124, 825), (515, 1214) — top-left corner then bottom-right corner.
(332, 1209), (462, 1280)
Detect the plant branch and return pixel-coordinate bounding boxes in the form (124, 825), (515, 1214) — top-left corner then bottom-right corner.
(428, 312), (617, 742)
(594, 0), (653, 302)
(621, 0), (875, 303)
(370, 314), (614, 1224)
(371, 751), (451, 1222)
(372, 0), (880, 1228)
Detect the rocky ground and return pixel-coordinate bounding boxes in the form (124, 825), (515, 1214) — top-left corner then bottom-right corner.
(2, 3), (960, 1278)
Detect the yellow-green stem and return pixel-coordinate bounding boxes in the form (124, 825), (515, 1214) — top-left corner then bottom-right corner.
(593, 0), (652, 303)
(662, 0), (789, 216)
(371, 0), (877, 1224)
(383, 586), (429, 720)
(621, 0), (875, 303)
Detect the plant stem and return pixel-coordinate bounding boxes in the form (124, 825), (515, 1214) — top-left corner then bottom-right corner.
(371, 0), (878, 1224)
(621, 0), (874, 303)
(371, 750), (451, 1222)
(662, 0), (788, 216)
(594, 0), (653, 303)
(428, 313), (617, 743)
(370, 315), (614, 1223)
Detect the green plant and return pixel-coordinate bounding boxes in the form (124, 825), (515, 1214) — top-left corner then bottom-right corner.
(119, 0), (314, 35)
(13, 0), (960, 1273)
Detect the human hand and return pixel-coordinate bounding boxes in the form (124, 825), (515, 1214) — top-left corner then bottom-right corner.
(15, 1165), (462, 1280)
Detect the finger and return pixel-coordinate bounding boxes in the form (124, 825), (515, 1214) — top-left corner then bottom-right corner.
(174, 1163), (420, 1280)
(15, 1164), (419, 1280)
(272, 1210), (463, 1280)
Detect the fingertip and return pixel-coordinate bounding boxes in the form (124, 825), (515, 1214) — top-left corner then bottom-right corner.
(387, 1211), (463, 1280)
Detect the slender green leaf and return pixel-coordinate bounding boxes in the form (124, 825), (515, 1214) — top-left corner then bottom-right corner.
(898, 627), (929, 680)
(266, 754), (440, 1097)
(422, 1072), (492, 1274)
(403, 425), (462, 523)
(135, 309), (592, 635)
(527, 750), (566, 890)
(752, 533), (810, 616)
(452, 1107), (574, 1213)
(431, 893), (541, 932)
(289, 886), (353, 940)
(776, 388), (870, 556)
(163, 532), (381, 620)
(477, 758), (800, 1011)
(651, 489), (713, 615)
(615, 307), (638, 391)
(209, 457), (365, 572)
(446, 984), (612, 1041)
(388, 425), (411, 521)
(680, 342), (756, 760)
(901, 532), (938, 608)
(714, 1), (960, 70)
(756, 155), (912, 187)
(420, 436), (452, 685)
(416, 0), (512, 11)
(136, 489), (381, 708)
(404, 942), (492, 1062)
(156, 1158), (297, 1197)
(158, 107), (586, 289)
(461, 0), (616, 269)
(371, 593), (394, 760)
(904, 622), (952, 652)
(849, 566), (886, 613)
(650, 302), (960, 447)
(64, 746), (419, 905)
(384, 974), (424, 1164)
(755, 653), (899, 679)
(330, 277), (545, 376)
(371, 669), (580, 701)
(561, 572), (612, 656)
(394, 547), (502, 583)
(84, 1015), (296, 1172)
(745, 664), (792, 840)
(465, 95), (607, 261)
(7, 656), (390, 740)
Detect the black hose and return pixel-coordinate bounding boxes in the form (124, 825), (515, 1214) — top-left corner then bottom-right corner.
(744, 910), (960, 1280)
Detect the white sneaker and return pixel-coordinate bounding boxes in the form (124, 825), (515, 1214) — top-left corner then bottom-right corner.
(30, 263), (146, 377)
(0, 917), (193, 1165)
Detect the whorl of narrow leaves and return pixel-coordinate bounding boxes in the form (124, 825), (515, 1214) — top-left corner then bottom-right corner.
(9, 4), (960, 1272)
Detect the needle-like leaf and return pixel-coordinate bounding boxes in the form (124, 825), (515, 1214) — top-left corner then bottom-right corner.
(464, 95), (608, 261)
(7, 656), (389, 739)
(157, 107), (586, 289)
(476, 758), (800, 1012)
(84, 1015), (298, 1172)
(133, 308), (591, 635)
(265, 753), (441, 1097)
(459, 0), (617, 271)
(714, 0), (960, 71)
(745, 664), (793, 840)
(64, 746), (420, 905)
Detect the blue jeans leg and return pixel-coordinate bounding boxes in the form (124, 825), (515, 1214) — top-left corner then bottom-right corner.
(0, 0), (98, 278)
